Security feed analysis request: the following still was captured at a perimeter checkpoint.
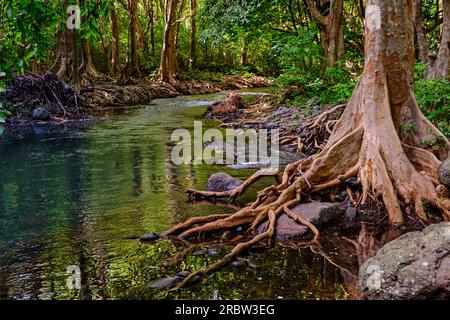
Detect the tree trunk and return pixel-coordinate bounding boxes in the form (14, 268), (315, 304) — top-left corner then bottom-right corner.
(125, 0), (140, 75)
(52, 30), (74, 81)
(428, 0), (450, 79)
(159, 0), (178, 82)
(144, 0), (156, 56)
(189, 0), (197, 69)
(317, 0), (449, 223)
(240, 38), (248, 66)
(306, 0), (345, 67)
(79, 39), (104, 81)
(109, 1), (122, 75)
(414, 0), (430, 75)
(72, 29), (80, 91)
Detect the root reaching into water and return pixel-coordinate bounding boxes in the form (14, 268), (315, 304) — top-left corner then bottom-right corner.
(162, 76), (450, 288)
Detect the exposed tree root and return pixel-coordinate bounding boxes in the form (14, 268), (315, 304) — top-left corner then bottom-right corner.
(162, 77), (450, 288)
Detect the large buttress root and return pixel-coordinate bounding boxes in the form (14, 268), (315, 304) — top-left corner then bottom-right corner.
(163, 79), (450, 288)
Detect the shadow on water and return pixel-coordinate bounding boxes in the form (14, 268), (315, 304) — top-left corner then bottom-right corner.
(0, 90), (357, 300)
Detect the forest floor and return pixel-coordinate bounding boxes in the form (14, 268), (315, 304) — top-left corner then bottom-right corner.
(0, 73), (270, 126)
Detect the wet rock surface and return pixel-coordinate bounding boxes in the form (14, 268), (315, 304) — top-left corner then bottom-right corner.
(359, 222), (450, 299)
(140, 232), (160, 242)
(256, 202), (346, 240)
(32, 107), (50, 120)
(149, 271), (191, 289)
(438, 158), (450, 188)
(206, 172), (243, 192)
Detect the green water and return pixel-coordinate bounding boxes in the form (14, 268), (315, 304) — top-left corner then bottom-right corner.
(0, 92), (352, 300)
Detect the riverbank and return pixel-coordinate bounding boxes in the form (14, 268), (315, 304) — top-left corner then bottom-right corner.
(0, 73), (270, 126)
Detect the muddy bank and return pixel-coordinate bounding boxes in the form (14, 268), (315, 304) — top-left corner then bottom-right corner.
(0, 73), (270, 126)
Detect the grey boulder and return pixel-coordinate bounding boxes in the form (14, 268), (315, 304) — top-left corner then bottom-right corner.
(359, 222), (450, 299)
(206, 172), (243, 192)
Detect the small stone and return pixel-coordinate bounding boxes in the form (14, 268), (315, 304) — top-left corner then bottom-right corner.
(207, 248), (219, 256)
(175, 271), (191, 279)
(140, 232), (160, 242)
(149, 271), (190, 289)
(32, 107), (50, 120)
(229, 259), (248, 268)
(438, 158), (450, 188)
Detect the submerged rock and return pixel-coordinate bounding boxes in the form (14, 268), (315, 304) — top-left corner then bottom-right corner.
(206, 172), (243, 192)
(256, 202), (346, 241)
(359, 222), (450, 299)
(149, 271), (191, 289)
(32, 107), (50, 120)
(438, 158), (450, 188)
(140, 232), (160, 242)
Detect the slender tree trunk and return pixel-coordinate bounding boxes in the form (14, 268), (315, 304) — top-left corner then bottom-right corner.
(414, 0), (430, 75)
(189, 0), (197, 69)
(428, 0), (450, 79)
(175, 0), (186, 51)
(159, 0), (178, 82)
(53, 30), (74, 81)
(109, 1), (121, 75)
(72, 29), (80, 91)
(240, 37), (248, 66)
(306, 0), (345, 67)
(79, 39), (104, 80)
(144, 0), (156, 56)
(125, 0), (140, 75)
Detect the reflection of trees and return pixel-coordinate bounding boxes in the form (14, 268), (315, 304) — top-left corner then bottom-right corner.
(131, 146), (143, 197)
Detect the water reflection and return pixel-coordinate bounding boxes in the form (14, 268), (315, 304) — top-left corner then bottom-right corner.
(0, 92), (354, 300)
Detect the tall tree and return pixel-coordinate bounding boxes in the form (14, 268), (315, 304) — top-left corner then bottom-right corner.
(109, 1), (122, 75)
(428, 0), (450, 78)
(143, 0), (156, 56)
(53, 29), (74, 82)
(306, 0), (345, 67)
(189, 0), (197, 69)
(414, 0), (430, 73)
(125, 0), (140, 75)
(159, 0), (178, 82)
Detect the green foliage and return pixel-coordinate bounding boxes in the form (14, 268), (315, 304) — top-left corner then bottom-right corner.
(414, 78), (450, 138)
(319, 81), (356, 104)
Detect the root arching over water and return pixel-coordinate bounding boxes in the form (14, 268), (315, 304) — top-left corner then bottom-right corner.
(162, 79), (450, 289)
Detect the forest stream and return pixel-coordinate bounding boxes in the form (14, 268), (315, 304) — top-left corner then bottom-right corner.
(0, 90), (356, 300)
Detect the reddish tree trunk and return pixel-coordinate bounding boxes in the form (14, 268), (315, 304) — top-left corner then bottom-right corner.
(109, 1), (121, 75)
(414, 0), (430, 74)
(306, 0), (345, 67)
(125, 0), (140, 75)
(189, 0), (197, 69)
(159, 0), (178, 82)
(428, 0), (450, 79)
